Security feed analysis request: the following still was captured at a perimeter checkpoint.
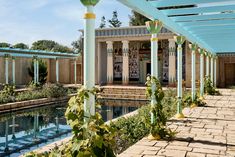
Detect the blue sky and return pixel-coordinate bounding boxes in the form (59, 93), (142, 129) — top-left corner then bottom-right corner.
(0, 0), (131, 47)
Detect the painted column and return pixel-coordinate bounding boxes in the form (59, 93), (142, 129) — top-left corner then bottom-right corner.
(34, 58), (37, 83)
(122, 40), (129, 84)
(168, 39), (176, 86)
(12, 57), (16, 84)
(36, 59), (39, 84)
(174, 36), (186, 119)
(56, 58), (59, 83)
(146, 20), (162, 124)
(189, 43), (197, 102)
(214, 56), (217, 87)
(198, 49), (205, 98)
(5, 55), (9, 84)
(55, 117), (59, 133)
(4, 120), (9, 152)
(106, 41), (113, 84)
(81, 0), (99, 118)
(74, 59), (77, 84)
(206, 52), (210, 77)
(107, 106), (113, 120)
(210, 54), (214, 84)
(12, 116), (16, 140)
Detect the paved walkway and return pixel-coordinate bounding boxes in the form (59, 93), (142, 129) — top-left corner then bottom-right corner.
(118, 89), (235, 157)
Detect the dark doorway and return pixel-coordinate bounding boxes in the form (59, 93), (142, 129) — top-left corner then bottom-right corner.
(147, 63), (151, 76)
(225, 63), (235, 87)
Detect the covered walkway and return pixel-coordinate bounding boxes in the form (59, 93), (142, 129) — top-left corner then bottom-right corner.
(118, 89), (235, 157)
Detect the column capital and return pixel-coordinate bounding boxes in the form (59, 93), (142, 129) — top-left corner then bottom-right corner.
(168, 38), (175, 43)
(198, 48), (204, 55)
(174, 36), (185, 45)
(4, 54), (10, 58)
(122, 40), (129, 45)
(189, 43), (198, 51)
(146, 20), (163, 34)
(80, 0), (99, 6)
(106, 41), (113, 45)
(122, 40), (129, 54)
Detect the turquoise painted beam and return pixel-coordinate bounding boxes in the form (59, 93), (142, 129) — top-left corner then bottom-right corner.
(187, 25), (235, 31)
(117, 0), (214, 53)
(149, 0), (233, 8)
(180, 19), (235, 27)
(189, 28), (235, 34)
(0, 52), (78, 59)
(162, 5), (235, 16)
(0, 48), (79, 58)
(171, 13), (235, 22)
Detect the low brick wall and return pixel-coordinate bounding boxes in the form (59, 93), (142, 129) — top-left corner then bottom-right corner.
(0, 94), (76, 113)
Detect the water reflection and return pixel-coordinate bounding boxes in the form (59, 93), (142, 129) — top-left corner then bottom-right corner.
(0, 99), (145, 156)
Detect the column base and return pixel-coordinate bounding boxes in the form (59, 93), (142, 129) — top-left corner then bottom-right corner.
(190, 103), (197, 108)
(122, 82), (129, 85)
(147, 134), (161, 140)
(175, 113), (185, 119)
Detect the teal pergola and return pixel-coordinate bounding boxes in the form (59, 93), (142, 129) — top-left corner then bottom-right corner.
(80, 0), (235, 120)
(0, 47), (80, 85)
(117, 0), (235, 53)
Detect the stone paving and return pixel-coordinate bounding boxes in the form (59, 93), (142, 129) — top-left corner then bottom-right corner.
(118, 89), (235, 157)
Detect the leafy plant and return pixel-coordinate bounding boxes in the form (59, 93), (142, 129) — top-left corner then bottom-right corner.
(145, 76), (174, 139)
(0, 85), (16, 104)
(204, 76), (220, 95)
(183, 92), (206, 107)
(42, 84), (67, 98)
(28, 59), (48, 85)
(16, 90), (45, 101)
(24, 87), (117, 157)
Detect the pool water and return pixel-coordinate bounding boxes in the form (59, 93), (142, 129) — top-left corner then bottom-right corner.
(0, 99), (144, 157)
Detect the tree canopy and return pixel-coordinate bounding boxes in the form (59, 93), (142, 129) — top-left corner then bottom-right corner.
(0, 42), (11, 48)
(129, 11), (150, 26)
(31, 40), (73, 53)
(99, 16), (106, 28)
(108, 11), (122, 28)
(13, 43), (29, 49)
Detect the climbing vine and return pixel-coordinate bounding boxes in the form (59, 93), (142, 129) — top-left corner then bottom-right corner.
(145, 76), (175, 139)
(204, 76), (220, 95)
(24, 87), (117, 157)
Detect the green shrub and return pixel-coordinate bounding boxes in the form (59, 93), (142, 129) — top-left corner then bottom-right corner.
(111, 105), (150, 153)
(16, 90), (45, 101)
(28, 59), (48, 85)
(0, 85), (16, 104)
(204, 76), (220, 95)
(162, 89), (178, 118)
(27, 81), (42, 91)
(42, 84), (67, 98)
(183, 92), (206, 107)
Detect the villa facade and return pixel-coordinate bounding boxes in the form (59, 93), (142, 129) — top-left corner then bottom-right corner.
(86, 26), (234, 88)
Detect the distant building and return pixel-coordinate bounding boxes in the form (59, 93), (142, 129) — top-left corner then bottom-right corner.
(79, 26), (234, 88)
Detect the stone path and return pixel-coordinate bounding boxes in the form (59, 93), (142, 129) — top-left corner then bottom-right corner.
(118, 89), (235, 157)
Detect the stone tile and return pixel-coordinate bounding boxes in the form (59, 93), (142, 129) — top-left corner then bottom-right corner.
(186, 152), (206, 157)
(157, 149), (186, 157)
(142, 150), (158, 155)
(165, 145), (192, 151)
(192, 148), (220, 155)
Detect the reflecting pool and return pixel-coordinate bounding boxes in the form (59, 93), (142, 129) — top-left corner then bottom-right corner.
(0, 99), (145, 157)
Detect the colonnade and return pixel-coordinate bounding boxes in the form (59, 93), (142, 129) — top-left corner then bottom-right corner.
(2, 56), (78, 85)
(80, 0), (218, 120)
